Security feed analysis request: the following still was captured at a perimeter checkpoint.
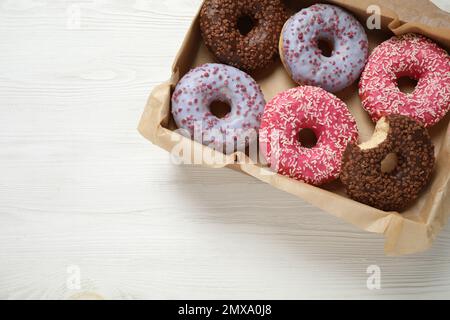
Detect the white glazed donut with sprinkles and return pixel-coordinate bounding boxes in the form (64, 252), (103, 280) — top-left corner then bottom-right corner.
(359, 33), (450, 127)
(280, 4), (368, 93)
(171, 63), (266, 153)
(259, 86), (359, 186)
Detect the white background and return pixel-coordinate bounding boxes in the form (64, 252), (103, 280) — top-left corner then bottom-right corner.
(0, 0), (450, 299)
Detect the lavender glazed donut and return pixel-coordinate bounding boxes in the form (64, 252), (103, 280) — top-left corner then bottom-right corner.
(171, 63), (266, 154)
(280, 4), (369, 92)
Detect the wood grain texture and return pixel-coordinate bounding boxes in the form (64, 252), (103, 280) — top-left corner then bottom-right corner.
(0, 0), (449, 300)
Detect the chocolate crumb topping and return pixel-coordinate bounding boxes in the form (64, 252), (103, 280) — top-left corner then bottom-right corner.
(340, 115), (435, 212)
(200, 0), (287, 71)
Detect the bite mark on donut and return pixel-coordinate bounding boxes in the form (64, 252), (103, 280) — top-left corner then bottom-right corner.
(359, 117), (389, 150)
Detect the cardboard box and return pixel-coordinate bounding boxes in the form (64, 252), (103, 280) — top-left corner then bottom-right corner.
(139, 0), (450, 255)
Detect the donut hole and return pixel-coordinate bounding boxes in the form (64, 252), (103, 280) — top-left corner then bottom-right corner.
(297, 128), (318, 148)
(317, 38), (334, 57)
(209, 100), (231, 119)
(237, 14), (256, 36)
(397, 76), (418, 94)
(381, 152), (399, 174)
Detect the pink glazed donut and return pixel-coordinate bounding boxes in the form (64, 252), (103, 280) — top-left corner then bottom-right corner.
(280, 4), (368, 92)
(172, 63), (266, 153)
(360, 33), (450, 127)
(259, 86), (358, 185)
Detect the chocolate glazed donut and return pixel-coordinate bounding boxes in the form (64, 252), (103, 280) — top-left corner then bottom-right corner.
(200, 0), (287, 71)
(340, 115), (435, 212)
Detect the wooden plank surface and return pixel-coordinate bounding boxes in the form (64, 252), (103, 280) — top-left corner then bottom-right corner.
(0, 0), (449, 300)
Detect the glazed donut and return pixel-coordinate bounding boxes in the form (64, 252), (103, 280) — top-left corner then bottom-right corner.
(280, 4), (368, 92)
(171, 63), (266, 153)
(341, 115), (435, 212)
(200, 0), (287, 71)
(259, 86), (358, 185)
(360, 33), (450, 127)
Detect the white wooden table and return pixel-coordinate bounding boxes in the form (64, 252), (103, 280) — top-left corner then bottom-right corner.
(1, 0), (449, 300)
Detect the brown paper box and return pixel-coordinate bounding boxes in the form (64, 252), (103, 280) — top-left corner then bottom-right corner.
(138, 0), (450, 255)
